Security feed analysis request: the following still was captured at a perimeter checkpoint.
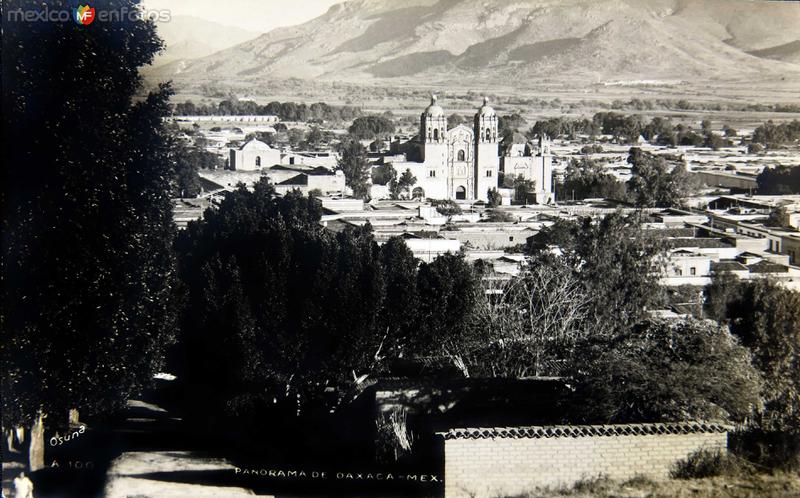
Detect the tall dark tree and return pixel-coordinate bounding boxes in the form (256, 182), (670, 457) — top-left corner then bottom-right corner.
(337, 138), (372, 199)
(414, 254), (480, 374)
(379, 237), (420, 357)
(176, 182), (387, 418)
(2, 0), (177, 469)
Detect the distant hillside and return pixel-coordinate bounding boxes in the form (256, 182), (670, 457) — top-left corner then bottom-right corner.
(147, 0), (800, 87)
(150, 15), (259, 67)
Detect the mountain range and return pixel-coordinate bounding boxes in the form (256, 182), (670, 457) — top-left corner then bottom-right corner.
(151, 15), (259, 68)
(147, 0), (800, 88)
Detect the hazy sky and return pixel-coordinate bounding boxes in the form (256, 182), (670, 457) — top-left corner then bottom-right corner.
(142, 0), (342, 33)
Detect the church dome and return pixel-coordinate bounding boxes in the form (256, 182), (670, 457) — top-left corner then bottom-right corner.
(477, 96), (495, 117)
(424, 94), (444, 117)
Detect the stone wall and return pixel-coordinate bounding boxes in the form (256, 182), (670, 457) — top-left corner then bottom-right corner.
(440, 422), (729, 498)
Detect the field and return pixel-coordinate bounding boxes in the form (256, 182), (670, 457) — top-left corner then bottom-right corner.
(160, 77), (800, 132)
(515, 473), (800, 498)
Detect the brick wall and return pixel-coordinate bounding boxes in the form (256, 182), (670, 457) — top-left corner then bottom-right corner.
(441, 423), (729, 498)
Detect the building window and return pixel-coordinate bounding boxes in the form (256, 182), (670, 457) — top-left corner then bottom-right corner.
(433, 128), (439, 141)
(429, 170), (436, 177)
(690, 267), (696, 276)
(485, 128), (491, 142)
(676, 269), (683, 276)
(457, 149), (465, 161)
(255, 156), (261, 167)
(509, 236), (514, 242)
(486, 170), (493, 177)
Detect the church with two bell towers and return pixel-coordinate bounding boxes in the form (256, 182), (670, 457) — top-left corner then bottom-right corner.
(388, 95), (552, 204)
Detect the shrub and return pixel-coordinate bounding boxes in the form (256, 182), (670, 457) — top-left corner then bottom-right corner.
(432, 199), (462, 216)
(484, 209), (514, 222)
(672, 449), (754, 479)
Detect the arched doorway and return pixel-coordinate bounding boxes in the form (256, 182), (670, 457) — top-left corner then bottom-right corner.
(455, 186), (467, 200)
(412, 187), (425, 200)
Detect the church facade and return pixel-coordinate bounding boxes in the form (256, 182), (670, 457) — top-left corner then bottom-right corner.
(387, 96), (553, 204)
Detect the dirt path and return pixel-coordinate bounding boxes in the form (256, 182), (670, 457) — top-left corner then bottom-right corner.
(102, 399), (263, 498)
(104, 450), (258, 497)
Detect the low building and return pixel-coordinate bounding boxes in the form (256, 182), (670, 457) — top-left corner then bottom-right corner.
(398, 232), (461, 262)
(229, 138), (281, 171)
(663, 249), (712, 286)
(500, 134), (554, 204)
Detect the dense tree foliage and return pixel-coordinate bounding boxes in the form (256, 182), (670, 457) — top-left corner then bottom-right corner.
(336, 138), (372, 199)
(432, 199), (462, 217)
(487, 188), (502, 207)
(641, 117), (674, 144)
(752, 120), (800, 146)
(498, 113), (527, 142)
(567, 318), (762, 424)
(388, 169), (416, 199)
(371, 163), (396, 186)
(173, 148), (221, 198)
(512, 175), (536, 204)
(174, 99), (363, 123)
(592, 112), (645, 143)
(414, 254), (480, 373)
(3, 0), (178, 435)
(530, 117), (599, 139)
(348, 115), (396, 140)
(176, 182), (382, 414)
(527, 211), (668, 334)
(705, 276), (800, 467)
(757, 165), (800, 194)
(559, 157), (627, 201)
(718, 279), (800, 433)
(176, 184), (479, 416)
(627, 148), (696, 207)
(447, 113), (466, 128)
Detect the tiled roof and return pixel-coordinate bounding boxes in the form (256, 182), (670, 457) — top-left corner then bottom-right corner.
(438, 422), (732, 440)
(711, 261), (748, 272)
(278, 174), (308, 186)
(748, 260), (788, 273)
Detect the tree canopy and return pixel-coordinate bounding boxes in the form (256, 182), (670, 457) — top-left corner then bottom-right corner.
(527, 211), (668, 334)
(337, 138), (372, 199)
(566, 318), (762, 424)
(627, 148), (695, 207)
(3, 0), (178, 429)
(559, 157), (627, 201)
(176, 183), (480, 416)
(348, 115), (396, 140)
(757, 165), (800, 194)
